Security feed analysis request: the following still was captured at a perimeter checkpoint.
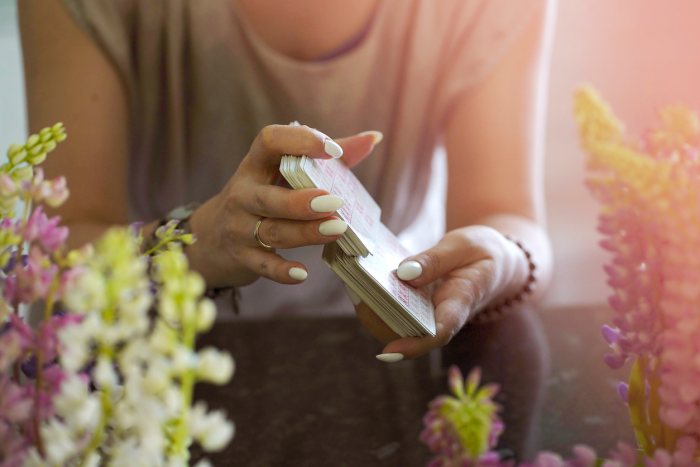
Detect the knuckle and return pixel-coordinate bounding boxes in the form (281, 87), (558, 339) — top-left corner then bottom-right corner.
(282, 193), (297, 217)
(264, 220), (280, 246)
(421, 250), (442, 276)
(259, 125), (277, 148)
(258, 257), (274, 277)
(252, 189), (267, 215)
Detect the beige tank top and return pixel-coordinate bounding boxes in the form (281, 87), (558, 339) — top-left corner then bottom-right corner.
(58, 0), (544, 318)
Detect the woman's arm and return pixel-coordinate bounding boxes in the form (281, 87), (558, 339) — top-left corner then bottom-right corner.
(19, 0), (132, 248)
(354, 2), (556, 359)
(19, 0), (380, 289)
(442, 0), (555, 297)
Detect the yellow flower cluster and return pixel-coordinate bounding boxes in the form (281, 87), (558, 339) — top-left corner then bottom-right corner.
(574, 87), (695, 219)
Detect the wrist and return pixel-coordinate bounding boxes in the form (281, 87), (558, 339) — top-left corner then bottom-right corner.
(186, 196), (226, 288)
(473, 234), (537, 324)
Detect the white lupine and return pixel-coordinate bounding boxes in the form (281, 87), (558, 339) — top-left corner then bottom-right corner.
(20, 448), (48, 467)
(194, 459), (213, 467)
(53, 374), (101, 432)
(196, 299), (216, 332)
(83, 452), (101, 467)
(63, 269), (107, 312)
(41, 419), (78, 465)
(143, 357), (172, 395)
(93, 355), (118, 389)
(189, 402), (235, 452)
(172, 345), (198, 376)
(148, 321), (178, 355)
(162, 385), (183, 418)
(57, 323), (92, 372)
(196, 348), (234, 385)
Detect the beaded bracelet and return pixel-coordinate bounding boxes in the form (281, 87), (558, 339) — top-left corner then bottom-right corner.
(471, 235), (537, 325)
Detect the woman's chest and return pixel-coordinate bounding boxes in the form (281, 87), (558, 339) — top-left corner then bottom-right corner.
(232, 0), (379, 61)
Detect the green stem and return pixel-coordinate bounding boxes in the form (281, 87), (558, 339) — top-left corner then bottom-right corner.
(12, 198), (32, 315)
(32, 272), (60, 460)
(170, 313), (197, 457)
(79, 385), (111, 467)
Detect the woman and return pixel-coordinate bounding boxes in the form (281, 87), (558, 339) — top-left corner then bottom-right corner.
(20, 0), (554, 454)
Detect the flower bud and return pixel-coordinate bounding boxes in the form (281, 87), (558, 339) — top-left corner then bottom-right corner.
(26, 134), (40, 149)
(43, 140), (57, 153)
(29, 152), (47, 165)
(196, 299), (216, 332)
(196, 347), (234, 385)
(0, 174), (17, 197)
(6, 143), (23, 159)
(180, 233), (196, 245)
(9, 149), (26, 166)
(93, 356), (118, 389)
(12, 166), (33, 183)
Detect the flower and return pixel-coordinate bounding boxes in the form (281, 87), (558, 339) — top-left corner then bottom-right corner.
(421, 366), (502, 464)
(24, 206), (68, 252)
(576, 86), (700, 450)
(189, 401), (235, 452)
(196, 347), (234, 385)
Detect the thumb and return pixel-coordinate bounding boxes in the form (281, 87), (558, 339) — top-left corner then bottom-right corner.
(396, 236), (471, 288)
(335, 131), (383, 168)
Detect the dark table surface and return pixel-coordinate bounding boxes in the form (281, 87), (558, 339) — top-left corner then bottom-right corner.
(192, 304), (636, 467)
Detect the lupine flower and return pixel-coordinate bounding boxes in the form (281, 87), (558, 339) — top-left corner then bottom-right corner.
(421, 366), (503, 465)
(576, 86), (700, 451)
(24, 207), (68, 252)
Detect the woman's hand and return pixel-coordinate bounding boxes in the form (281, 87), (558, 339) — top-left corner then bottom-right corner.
(350, 225), (531, 361)
(187, 124), (382, 288)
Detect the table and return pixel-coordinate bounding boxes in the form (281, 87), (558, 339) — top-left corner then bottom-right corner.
(191, 305), (636, 466)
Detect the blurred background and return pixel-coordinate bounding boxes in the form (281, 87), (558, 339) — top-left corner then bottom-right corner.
(6, 0), (700, 309)
(3, 0), (700, 455)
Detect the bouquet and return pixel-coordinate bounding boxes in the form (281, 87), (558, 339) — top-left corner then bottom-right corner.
(418, 87), (700, 466)
(0, 125), (234, 467)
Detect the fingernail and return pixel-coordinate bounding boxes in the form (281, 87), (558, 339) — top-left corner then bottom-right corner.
(324, 139), (343, 158)
(319, 219), (348, 236)
(289, 267), (308, 281)
(310, 194), (344, 213)
(344, 283), (362, 305)
(376, 353), (404, 363)
(397, 261), (422, 281)
(359, 131), (383, 145)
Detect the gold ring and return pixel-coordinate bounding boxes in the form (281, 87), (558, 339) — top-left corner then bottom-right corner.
(254, 217), (274, 249)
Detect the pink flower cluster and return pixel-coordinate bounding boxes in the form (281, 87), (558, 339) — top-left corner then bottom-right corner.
(0, 314), (79, 466)
(576, 89), (700, 449)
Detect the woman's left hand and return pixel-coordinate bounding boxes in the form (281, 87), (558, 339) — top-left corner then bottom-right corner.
(350, 225), (531, 360)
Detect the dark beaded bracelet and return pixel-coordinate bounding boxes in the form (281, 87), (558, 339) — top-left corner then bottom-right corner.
(471, 235), (537, 325)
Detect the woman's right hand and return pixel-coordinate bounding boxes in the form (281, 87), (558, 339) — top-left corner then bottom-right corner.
(186, 124), (381, 288)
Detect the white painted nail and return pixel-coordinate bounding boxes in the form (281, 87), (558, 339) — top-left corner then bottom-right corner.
(376, 353), (404, 363)
(310, 194), (344, 213)
(289, 267), (308, 281)
(319, 219), (348, 236)
(344, 283), (362, 306)
(397, 261), (422, 281)
(324, 139), (343, 158)
(358, 131), (383, 145)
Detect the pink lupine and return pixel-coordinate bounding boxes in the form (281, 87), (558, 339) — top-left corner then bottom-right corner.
(24, 206), (69, 252)
(11, 246), (57, 304)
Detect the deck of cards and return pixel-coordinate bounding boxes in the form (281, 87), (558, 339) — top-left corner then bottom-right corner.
(280, 150), (436, 338)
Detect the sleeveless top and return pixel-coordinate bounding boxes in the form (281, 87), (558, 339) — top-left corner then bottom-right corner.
(57, 0), (545, 318)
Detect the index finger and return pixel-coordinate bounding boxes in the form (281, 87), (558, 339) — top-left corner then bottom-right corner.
(245, 124), (343, 178)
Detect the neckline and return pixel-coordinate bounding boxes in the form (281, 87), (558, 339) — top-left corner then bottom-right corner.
(228, 1), (388, 69)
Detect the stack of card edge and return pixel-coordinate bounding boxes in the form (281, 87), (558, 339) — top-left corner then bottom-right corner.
(280, 155), (370, 257)
(322, 241), (435, 338)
